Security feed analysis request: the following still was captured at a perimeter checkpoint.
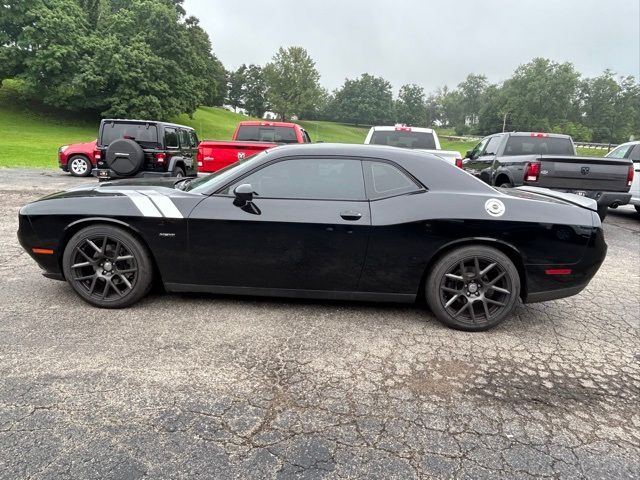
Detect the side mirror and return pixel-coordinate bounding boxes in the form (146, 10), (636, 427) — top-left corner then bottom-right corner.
(233, 184), (254, 205)
(465, 150), (472, 159)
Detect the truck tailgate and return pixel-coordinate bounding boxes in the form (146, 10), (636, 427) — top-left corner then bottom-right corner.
(198, 141), (275, 172)
(527, 155), (632, 192)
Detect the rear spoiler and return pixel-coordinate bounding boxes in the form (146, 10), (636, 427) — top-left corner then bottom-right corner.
(515, 186), (598, 212)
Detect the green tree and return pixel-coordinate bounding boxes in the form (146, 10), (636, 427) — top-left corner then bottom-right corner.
(395, 84), (426, 126)
(332, 73), (394, 125)
(264, 46), (322, 120)
(227, 64), (246, 112)
(242, 64), (268, 118)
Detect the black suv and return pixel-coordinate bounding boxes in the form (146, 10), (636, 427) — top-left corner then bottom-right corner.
(93, 119), (199, 180)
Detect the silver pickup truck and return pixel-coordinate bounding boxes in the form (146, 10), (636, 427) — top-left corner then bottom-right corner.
(462, 132), (633, 219)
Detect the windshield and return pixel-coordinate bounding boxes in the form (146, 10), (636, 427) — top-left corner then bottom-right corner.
(504, 136), (574, 155)
(236, 125), (299, 143)
(100, 122), (159, 147)
(370, 131), (436, 149)
(187, 150), (269, 193)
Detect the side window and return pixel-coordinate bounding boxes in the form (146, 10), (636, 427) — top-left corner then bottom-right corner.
(302, 130), (312, 143)
(224, 158), (365, 200)
(470, 138), (488, 159)
(165, 128), (179, 149)
(189, 131), (199, 147)
(484, 136), (502, 156)
(630, 144), (640, 162)
(178, 129), (190, 148)
(364, 161), (421, 200)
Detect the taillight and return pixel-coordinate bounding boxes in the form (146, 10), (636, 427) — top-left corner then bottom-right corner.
(155, 152), (166, 163)
(525, 161), (541, 182)
(93, 149), (101, 160)
(196, 149), (203, 167)
(530, 132), (549, 138)
(627, 165), (634, 187)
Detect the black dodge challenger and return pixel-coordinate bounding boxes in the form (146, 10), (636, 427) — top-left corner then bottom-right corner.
(18, 144), (607, 331)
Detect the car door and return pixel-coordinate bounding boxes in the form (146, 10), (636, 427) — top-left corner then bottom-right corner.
(187, 156), (371, 291)
(477, 135), (501, 184)
(463, 137), (489, 178)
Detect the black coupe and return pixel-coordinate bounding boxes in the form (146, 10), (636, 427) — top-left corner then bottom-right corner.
(18, 144), (607, 331)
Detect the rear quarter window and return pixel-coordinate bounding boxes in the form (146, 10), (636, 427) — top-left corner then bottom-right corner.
(364, 161), (421, 199)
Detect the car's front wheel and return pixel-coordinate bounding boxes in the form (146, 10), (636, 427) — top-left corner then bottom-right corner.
(426, 245), (520, 331)
(62, 225), (153, 308)
(68, 155), (92, 177)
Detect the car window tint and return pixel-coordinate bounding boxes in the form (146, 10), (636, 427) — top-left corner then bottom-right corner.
(101, 123), (158, 147)
(630, 145), (640, 161)
(364, 161), (420, 199)
(606, 144), (632, 159)
(370, 131), (436, 149)
(178, 129), (190, 148)
(504, 136), (574, 155)
(484, 136), (501, 155)
(227, 158), (365, 200)
(165, 128), (179, 148)
(470, 138), (488, 159)
(236, 126), (299, 143)
(189, 131), (199, 147)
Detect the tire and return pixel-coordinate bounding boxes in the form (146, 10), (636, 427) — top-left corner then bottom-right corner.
(68, 155), (92, 177)
(171, 165), (185, 177)
(62, 225), (153, 308)
(105, 139), (144, 176)
(635, 205), (640, 214)
(425, 245), (520, 331)
(497, 181), (513, 188)
(597, 206), (608, 221)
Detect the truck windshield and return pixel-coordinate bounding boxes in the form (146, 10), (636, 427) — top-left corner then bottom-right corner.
(504, 136), (574, 156)
(100, 123), (158, 147)
(236, 126), (298, 143)
(370, 131), (436, 149)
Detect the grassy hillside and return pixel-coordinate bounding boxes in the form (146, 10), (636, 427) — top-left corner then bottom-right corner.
(0, 82), (605, 169)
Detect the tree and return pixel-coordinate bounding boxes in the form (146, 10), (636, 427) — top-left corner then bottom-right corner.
(395, 84), (426, 126)
(227, 64), (247, 112)
(332, 73), (394, 125)
(0, 0), (227, 119)
(264, 46), (322, 120)
(242, 64), (268, 118)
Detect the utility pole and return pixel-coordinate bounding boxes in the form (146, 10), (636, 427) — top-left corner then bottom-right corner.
(502, 112), (510, 132)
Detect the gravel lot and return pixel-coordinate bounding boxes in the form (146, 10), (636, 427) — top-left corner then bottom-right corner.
(1, 168), (639, 479)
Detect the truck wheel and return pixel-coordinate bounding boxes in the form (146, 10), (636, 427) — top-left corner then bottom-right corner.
(425, 245), (520, 331)
(635, 206), (640, 214)
(497, 180), (513, 188)
(62, 225), (153, 308)
(171, 166), (185, 177)
(68, 155), (92, 177)
(597, 206), (608, 221)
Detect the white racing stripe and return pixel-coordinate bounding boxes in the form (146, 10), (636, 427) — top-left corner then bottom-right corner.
(116, 190), (163, 217)
(139, 191), (183, 219)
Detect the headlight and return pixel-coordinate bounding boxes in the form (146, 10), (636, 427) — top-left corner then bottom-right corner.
(59, 145), (69, 152)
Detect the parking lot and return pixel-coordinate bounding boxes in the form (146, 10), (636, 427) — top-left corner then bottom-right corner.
(0, 168), (638, 479)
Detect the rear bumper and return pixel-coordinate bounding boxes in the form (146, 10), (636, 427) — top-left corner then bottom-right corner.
(558, 189), (631, 207)
(92, 168), (172, 181)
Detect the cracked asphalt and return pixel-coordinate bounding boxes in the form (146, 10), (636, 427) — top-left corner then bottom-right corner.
(1, 168), (639, 479)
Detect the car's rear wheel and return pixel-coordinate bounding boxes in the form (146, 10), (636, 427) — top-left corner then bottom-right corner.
(426, 246), (520, 331)
(172, 165), (185, 177)
(68, 155), (92, 177)
(62, 225), (153, 308)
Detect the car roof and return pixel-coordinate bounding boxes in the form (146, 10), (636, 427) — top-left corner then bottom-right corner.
(370, 125), (435, 133)
(507, 132), (572, 139)
(101, 119), (195, 130)
(239, 121), (300, 128)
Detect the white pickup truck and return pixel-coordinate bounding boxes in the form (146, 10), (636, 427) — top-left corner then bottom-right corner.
(364, 125), (463, 166)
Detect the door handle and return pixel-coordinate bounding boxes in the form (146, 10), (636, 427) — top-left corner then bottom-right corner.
(340, 210), (362, 221)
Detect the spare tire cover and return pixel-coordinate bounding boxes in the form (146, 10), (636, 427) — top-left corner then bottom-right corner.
(105, 139), (145, 176)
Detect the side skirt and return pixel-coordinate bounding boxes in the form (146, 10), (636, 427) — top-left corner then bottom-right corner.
(164, 283), (416, 303)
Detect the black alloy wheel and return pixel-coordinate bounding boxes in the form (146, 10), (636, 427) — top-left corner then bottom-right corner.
(426, 246), (520, 331)
(63, 225), (153, 308)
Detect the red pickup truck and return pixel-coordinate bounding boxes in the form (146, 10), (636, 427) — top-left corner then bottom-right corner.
(197, 121), (312, 172)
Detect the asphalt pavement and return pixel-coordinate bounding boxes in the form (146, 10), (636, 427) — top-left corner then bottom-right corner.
(0, 169), (638, 479)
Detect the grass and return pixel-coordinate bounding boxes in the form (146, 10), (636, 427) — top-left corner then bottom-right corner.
(0, 82), (605, 168)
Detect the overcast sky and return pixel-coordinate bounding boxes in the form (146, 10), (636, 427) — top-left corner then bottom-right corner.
(185, 0), (640, 92)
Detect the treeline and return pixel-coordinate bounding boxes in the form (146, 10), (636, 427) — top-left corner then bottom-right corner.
(2, 1), (639, 143)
